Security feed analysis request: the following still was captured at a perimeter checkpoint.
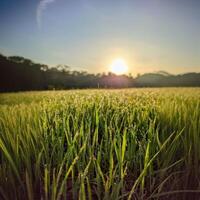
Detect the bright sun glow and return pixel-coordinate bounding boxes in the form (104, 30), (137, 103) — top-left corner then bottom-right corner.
(110, 58), (128, 75)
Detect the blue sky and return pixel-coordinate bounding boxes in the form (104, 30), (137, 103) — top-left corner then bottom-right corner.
(0, 0), (200, 74)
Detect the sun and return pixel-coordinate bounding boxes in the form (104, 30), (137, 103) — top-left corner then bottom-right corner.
(110, 58), (128, 75)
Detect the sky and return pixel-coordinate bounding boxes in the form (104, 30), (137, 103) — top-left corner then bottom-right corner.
(0, 0), (200, 75)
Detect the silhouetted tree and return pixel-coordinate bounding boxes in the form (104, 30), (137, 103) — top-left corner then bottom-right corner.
(0, 53), (200, 92)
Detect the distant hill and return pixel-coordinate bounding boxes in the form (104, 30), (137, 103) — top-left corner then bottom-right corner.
(135, 72), (200, 87)
(154, 71), (172, 76)
(135, 73), (167, 86)
(0, 53), (200, 92)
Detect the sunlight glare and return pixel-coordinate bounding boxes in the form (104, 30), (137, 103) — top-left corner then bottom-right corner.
(110, 58), (128, 75)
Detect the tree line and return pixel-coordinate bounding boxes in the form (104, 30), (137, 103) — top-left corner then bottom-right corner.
(0, 53), (200, 92)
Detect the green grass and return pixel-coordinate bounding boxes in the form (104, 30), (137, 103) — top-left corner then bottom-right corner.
(0, 88), (200, 200)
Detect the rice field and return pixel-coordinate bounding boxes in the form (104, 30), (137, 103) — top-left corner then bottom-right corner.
(0, 88), (200, 200)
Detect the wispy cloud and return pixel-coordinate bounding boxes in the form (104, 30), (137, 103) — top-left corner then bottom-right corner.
(36, 0), (57, 29)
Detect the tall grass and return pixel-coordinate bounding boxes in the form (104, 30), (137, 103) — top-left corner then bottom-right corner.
(0, 88), (200, 199)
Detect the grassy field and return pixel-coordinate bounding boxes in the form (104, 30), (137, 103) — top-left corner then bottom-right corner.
(0, 88), (200, 200)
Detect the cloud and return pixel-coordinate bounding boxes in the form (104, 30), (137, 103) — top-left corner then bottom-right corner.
(37, 0), (57, 29)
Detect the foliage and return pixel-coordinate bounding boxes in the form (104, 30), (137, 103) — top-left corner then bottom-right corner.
(0, 88), (200, 199)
